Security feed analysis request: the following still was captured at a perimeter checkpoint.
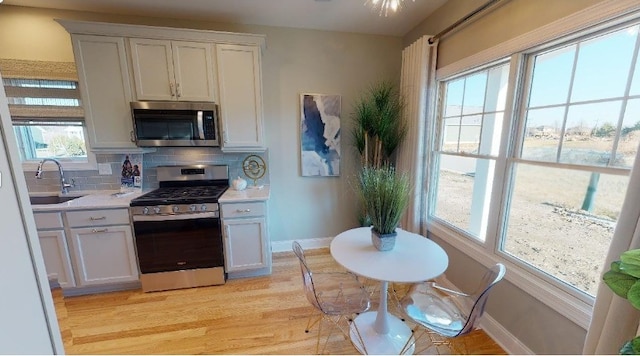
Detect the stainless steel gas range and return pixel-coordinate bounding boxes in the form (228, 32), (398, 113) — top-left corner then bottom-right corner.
(129, 165), (228, 292)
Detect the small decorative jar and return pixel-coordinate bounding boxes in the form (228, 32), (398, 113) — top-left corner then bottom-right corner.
(232, 176), (247, 191)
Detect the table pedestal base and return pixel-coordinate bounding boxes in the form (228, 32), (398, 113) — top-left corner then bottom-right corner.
(349, 311), (415, 355)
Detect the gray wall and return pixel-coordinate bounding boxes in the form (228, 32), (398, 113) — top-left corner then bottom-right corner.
(0, 5), (403, 242)
(404, 0), (609, 354)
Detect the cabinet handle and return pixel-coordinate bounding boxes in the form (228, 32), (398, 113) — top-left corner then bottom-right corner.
(177, 261), (187, 266)
(176, 83), (181, 98)
(91, 228), (108, 233)
(90, 216), (106, 221)
(169, 82), (176, 97)
(236, 209), (251, 213)
(225, 225), (230, 238)
(223, 131), (228, 143)
(130, 130), (135, 142)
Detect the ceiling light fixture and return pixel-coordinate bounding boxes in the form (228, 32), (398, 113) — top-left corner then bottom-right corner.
(365, 0), (414, 17)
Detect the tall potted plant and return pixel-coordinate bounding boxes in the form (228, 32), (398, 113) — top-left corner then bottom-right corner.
(351, 81), (407, 226)
(351, 81), (407, 169)
(356, 165), (410, 251)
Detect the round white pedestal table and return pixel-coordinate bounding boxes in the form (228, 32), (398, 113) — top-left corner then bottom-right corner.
(330, 227), (449, 355)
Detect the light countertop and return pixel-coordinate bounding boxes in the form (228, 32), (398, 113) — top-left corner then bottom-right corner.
(219, 185), (270, 203)
(30, 190), (145, 212)
(30, 185), (269, 212)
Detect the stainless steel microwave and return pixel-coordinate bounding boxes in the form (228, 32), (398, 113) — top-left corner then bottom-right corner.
(131, 101), (219, 147)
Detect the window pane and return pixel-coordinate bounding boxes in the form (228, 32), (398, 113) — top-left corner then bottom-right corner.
(560, 101), (622, 166)
(444, 79), (463, 117)
(619, 98), (640, 168)
(522, 107), (564, 162)
(528, 45), (575, 108)
(571, 27), (638, 102)
(462, 72), (487, 115)
(12, 123), (87, 160)
(459, 115), (482, 154)
(433, 154), (495, 241)
(3, 78), (77, 89)
(443, 117), (461, 152)
(502, 164), (628, 295)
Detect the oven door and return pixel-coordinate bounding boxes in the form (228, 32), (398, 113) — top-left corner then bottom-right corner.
(132, 212), (224, 274)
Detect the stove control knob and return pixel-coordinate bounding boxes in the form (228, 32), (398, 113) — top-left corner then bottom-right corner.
(172, 206), (180, 213)
(142, 207), (149, 215)
(200, 204), (207, 212)
(189, 204), (197, 212)
(153, 206), (161, 214)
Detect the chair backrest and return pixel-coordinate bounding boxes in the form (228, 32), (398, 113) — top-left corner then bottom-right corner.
(292, 241), (323, 311)
(456, 263), (506, 336)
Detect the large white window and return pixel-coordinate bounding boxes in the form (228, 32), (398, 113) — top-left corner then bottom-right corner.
(430, 20), (640, 299)
(6, 78), (87, 162)
(0, 60), (95, 170)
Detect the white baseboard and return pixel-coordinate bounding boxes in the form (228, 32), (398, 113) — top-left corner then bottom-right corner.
(480, 314), (534, 355)
(271, 237), (332, 253)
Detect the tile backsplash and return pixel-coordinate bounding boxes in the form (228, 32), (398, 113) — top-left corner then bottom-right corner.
(24, 147), (269, 193)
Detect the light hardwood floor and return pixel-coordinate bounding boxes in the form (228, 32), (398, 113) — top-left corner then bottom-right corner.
(52, 248), (506, 354)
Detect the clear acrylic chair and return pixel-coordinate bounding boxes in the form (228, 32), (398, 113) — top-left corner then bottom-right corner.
(399, 263), (506, 354)
(292, 241), (371, 354)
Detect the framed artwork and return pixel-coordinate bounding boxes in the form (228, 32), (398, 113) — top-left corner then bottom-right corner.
(300, 93), (341, 177)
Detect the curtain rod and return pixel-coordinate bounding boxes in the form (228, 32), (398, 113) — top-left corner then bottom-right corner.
(428, 0), (504, 44)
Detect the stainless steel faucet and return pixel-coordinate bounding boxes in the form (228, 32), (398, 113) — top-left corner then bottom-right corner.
(35, 158), (75, 194)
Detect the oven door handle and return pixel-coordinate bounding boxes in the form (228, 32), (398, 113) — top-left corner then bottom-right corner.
(132, 212), (219, 222)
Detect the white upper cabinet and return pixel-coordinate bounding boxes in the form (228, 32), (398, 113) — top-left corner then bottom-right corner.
(72, 35), (136, 149)
(216, 44), (266, 152)
(57, 20), (266, 152)
(129, 39), (216, 102)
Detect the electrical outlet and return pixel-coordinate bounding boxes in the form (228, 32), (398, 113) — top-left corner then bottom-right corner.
(98, 163), (112, 175)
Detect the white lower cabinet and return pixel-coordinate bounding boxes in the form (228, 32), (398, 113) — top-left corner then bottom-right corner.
(221, 201), (271, 277)
(33, 208), (139, 294)
(34, 212), (76, 288)
(68, 225), (138, 286)
(66, 208), (138, 287)
(37, 229), (76, 289)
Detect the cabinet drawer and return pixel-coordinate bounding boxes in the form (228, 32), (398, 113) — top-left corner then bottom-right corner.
(67, 209), (130, 227)
(34, 212), (64, 230)
(221, 202), (265, 219)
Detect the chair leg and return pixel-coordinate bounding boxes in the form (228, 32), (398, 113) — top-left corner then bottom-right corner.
(305, 313), (322, 333)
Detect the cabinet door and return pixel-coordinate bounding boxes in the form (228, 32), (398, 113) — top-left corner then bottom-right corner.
(223, 217), (268, 272)
(172, 41), (216, 102)
(68, 225), (139, 286)
(38, 230), (76, 288)
(129, 38), (175, 101)
(73, 35), (136, 149)
(216, 44), (265, 151)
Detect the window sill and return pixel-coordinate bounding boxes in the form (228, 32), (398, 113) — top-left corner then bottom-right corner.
(22, 156), (98, 173)
(428, 220), (594, 329)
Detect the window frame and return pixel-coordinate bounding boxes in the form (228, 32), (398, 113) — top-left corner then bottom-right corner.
(426, 7), (640, 329)
(0, 60), (97, 172)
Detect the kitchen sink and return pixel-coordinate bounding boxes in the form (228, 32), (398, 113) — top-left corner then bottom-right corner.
(29, 195), (84, 205)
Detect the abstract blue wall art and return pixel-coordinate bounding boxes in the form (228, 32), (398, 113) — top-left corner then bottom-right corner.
(300, 93), (341, 177)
